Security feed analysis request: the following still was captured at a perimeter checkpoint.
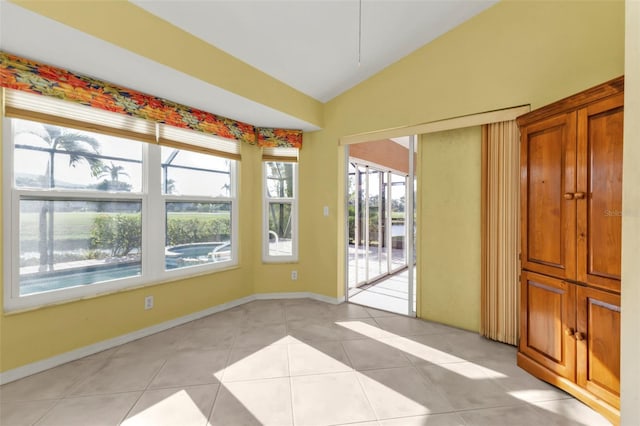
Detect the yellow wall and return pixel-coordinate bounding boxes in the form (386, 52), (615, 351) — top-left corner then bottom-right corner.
(419, 127), (482, 331)
(0, 0), (626, 374)
(324, 0), (624, 311)
(0, 100), (4, 366)
(324, 1), (624, 138)
(621, 1), (640, 422)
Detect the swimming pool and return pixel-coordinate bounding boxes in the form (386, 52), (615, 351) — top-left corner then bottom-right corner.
(20, 262), (142, 296)
(19, 242), (232, 295)
(165, 242), (230, 269)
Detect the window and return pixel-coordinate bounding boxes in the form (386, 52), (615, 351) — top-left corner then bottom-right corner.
(3, 91), (239, 310)
(162, 147), (236, 270)
(263, 148), (298, 262)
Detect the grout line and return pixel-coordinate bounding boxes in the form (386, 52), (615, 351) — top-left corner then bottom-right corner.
(27, 397), (61, 426)
(206, 380), (222, 423)
(61, 357), (112, 399)
(339, 340), (357, 374)
(144, 358), (169, 392)
(287, 347), (296, 426)
(351, 362), (381, 422)
(283, 299), (296, 426)
(216, 321), (240, 385)
(117, 390), (146, 425)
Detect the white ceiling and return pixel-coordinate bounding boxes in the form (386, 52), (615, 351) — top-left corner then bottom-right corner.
(132, 0), (497, 102)
(0, 0), (497, 130)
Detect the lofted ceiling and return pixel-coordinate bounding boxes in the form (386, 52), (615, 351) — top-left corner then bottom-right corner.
(0, 0), (497, 131)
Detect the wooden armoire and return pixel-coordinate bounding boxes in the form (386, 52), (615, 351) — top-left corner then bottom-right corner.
(517, 76), (623, 425)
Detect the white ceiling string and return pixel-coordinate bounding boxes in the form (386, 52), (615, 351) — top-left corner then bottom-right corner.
(358, 0), (362, 67)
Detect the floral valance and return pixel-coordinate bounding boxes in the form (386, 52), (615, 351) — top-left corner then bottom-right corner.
(256, 128), (303, 149)
(0, 51), (303, 148)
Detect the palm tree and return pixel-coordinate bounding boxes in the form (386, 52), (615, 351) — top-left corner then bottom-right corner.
(98, 161), (129, 182)
(22, 124), (103, 271)
(96, 161), (130, 191)
(165, 178), (176, 195)
(24, 124), (104, 188)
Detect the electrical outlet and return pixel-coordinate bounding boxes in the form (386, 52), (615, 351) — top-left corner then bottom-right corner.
(291, 270), (298, 281)
(144, 295), (154, 310)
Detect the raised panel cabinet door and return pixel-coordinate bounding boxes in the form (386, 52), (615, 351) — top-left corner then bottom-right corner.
(520, 113), (577, 280)
(519, 271), (576, 380)
(577, 93), (624, 292)
(576, 286), (620, 409)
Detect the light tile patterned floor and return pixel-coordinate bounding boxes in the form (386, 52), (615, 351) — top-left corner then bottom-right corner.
(0, 299), (611, 425)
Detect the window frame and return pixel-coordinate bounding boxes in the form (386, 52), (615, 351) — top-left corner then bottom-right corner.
(3, 115), (239, 312)
(262, 160), (298, 263)
(159, 146), (239, 277)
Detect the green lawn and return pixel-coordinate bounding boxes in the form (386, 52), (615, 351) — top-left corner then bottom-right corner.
(20, 212), (106, 241)
(20, 211), (229, 242)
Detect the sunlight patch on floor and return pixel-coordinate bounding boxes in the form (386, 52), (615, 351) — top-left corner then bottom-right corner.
(122, 390), (208, 426)
(335, 320), (507, 379)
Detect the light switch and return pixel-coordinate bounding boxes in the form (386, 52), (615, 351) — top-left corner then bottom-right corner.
(323, 206), (329, 216)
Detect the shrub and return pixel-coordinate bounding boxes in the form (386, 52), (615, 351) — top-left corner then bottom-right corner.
(166, 216), (231, 246)
(90, 214), (231, 254)
(90, 214), (141, 257)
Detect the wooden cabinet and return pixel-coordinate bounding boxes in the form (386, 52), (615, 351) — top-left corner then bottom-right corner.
(517, 77), (623, 424)
(576, 286), (621, 409)
(576, 93), (624, 293)
(519, 271), (575, 380)
(520, 112), (577, 281)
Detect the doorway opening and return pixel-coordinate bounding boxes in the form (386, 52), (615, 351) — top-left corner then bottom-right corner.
(345, 136), (417, 316)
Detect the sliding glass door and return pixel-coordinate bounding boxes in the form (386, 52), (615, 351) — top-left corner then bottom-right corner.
(348, 163), (408, 288)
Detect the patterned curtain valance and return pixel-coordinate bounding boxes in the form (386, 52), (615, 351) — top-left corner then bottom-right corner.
(0, 51), (303, 148)
(256, 127), (303, 149)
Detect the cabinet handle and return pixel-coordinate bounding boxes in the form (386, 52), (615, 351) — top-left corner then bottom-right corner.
(564, 328), (575, 336)
(574, 192), (586, 199)
(563, 193), (575, 200)
(574, 331), (585, 341)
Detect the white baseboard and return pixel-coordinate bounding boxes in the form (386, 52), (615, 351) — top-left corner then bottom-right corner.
(0, 292), (342, 385)
(254, 291), (345, 305)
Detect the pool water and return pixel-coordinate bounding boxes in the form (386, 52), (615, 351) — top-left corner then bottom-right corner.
(19, 242), (231, 295)
(20, 262), (142, 296)
(165, 242), (230, 269)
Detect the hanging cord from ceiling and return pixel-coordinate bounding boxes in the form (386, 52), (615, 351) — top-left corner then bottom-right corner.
(358, 0), (362, 67)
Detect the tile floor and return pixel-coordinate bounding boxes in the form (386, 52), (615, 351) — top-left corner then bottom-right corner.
(0, 299), (611, 426)
(349, 268), (414, 315)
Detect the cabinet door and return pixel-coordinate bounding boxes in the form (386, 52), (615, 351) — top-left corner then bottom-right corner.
(520, 113), (577, 280)
(519, 271), (576, 380)
(576, 286), (620, 409)
(576, 93), (624, 292)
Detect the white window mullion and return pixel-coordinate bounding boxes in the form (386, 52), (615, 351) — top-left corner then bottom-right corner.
(386, 171), (392, 274)
(163, 195), (235, 204)
(145, 144), (162, 282)
(365, 166), (370, 283)
(14, 190), (145, 201)
(10, 192), (20, 300)
(2, 117), (14, 303)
